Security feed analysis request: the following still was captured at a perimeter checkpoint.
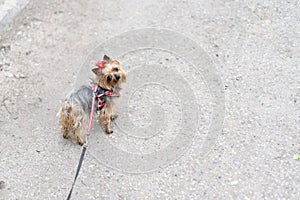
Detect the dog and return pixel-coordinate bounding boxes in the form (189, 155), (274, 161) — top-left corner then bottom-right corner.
(58, 55), (126, 145)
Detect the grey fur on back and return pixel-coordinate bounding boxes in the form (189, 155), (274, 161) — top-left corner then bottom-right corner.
(65, 85), (94, 114)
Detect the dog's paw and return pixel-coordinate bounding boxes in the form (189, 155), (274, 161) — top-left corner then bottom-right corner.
(110, 115), (118, 121)
(106, 129), (113, 134)
(63, 135), (70, 139)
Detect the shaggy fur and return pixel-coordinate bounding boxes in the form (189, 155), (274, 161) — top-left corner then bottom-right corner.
(58, 55), (126, 145)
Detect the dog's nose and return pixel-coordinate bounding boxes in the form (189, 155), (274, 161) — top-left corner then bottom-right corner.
(114, 74), (120, 80)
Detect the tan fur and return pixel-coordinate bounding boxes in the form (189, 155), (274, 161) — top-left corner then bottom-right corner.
(58, 55), (126, 145)
(58, 101), (88, 145)
(95, 59), (126, 134)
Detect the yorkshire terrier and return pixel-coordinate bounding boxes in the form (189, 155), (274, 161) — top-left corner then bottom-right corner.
(58, 55), (126, 145)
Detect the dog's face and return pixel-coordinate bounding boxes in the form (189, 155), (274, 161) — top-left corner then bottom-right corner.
(92, 55), (126, 90)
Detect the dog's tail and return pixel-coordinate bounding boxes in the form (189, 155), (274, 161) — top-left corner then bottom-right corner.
(58, 101), (88, 129)
(59, 101), (72, 116)
(58, 101), (73, 127)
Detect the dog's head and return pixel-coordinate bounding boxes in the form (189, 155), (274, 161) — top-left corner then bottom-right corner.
(92, 55), (126, 90)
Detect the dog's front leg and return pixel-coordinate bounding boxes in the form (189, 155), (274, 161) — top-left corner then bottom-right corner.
(99, 108), (113, 134)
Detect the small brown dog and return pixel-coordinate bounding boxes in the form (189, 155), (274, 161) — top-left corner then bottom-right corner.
(58, 55), (126, 145)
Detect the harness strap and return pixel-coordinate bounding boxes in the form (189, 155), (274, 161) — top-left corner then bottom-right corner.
(91, 83), (120, 110)
(87, 86), (97, 136)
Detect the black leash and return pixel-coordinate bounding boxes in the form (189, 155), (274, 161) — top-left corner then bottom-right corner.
(66, 84), (105, 199)
(66, 84), (96, 199)
(66, 144), (87, 200)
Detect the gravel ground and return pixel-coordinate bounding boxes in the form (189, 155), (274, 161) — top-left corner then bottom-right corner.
(0, 0), (299, 199)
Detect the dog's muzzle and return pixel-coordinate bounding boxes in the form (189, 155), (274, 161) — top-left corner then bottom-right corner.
(114, 74), (120, 80)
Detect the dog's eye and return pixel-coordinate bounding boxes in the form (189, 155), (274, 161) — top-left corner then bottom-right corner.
(113, 67), (119, 72)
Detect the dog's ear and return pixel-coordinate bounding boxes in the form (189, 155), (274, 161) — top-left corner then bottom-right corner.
(103, 55), (112, 63)
(92, 68), (100, 75)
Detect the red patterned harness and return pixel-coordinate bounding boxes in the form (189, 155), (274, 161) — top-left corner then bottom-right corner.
(87, 83), (119, 136)
(90, 83), (120, 110)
